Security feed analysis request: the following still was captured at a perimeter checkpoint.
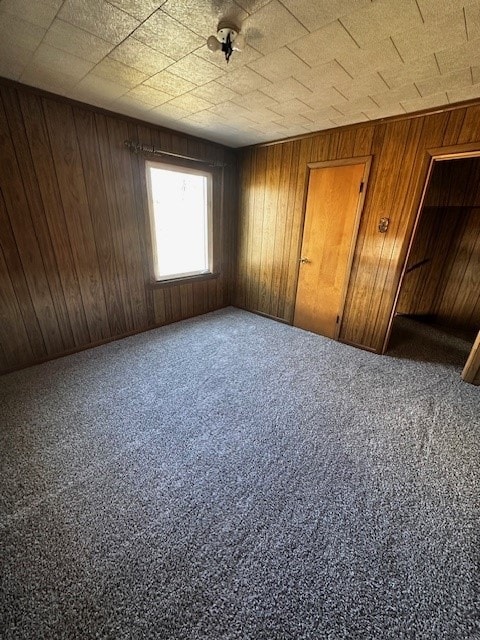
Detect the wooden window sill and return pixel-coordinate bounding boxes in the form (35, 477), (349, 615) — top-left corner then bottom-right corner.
(149, 272), (220, 289)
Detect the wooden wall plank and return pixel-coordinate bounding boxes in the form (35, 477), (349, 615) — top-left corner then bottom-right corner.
(18, 91), (91, 348)
(43, 99), (110, 343)
(0, 96), (51, 360)
(0, 234), (33, 368)
(2, 86), (73, 353)
(105, 116), (148, 331)
(73, 107), (126, 337)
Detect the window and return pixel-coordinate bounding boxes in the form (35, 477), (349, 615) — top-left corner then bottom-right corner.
(146, 161), (213, 281)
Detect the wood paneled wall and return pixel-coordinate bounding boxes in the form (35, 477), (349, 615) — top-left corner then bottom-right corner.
(235, 103), (480, 352)
(397, 157), (480, 330)
(0, 80), (237, 373)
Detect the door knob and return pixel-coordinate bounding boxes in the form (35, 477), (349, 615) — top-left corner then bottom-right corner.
(299, 257), (310, 264)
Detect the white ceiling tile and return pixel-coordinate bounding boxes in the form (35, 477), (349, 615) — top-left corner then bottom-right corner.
(401, 91), (449, 112)
(126, 84), (172, 106)
(44, 18), (114, 64)
(151, 102), (191, 120)
(167, 54), (224, 86)
(288, 20), (359, 68)
(92, 58), (148, 88)
(19, 69), (72, 95)
(332, 96), (379, 116)
(132, 9), (204, 60)
(416, 0), (463, 21)
(0, 0), (62, 29)
(74, 74), (130, 102)
(335, 73), (389, 100)
(58, 0), (139, 44)
(261, 77), (313, 102)
(234, 0), (271, 14)
(221, 114), (263, 130)
(144, 70), (197, 96)
(0, 51), (27, 80)
(0, 13), (45, 51)
(242, 106), (283, 123)
(216, 66), (271, 94)
(247, 47), (310, 83)
(370, 83), (420, 108)
(161, 0), (247, 39)
(231, 89), (280, 110)
(416, 68), (473, 97)
(208, 101), (257, 122)
(110, 95), (154, 117)
(1, 0), (479, 147)
(341, 0), (423, 48)
(109, 37), (174, 74)
(279, 0), (370, 33)
(435, 39), (480, 75)
(108, 0), (164, 21)
(306, 106), (345, 122)
(362, 103), (406, 120)
(465, 1), (480, 40)
(242, 0), (308, 54)
(268, 98), (313, 117)
(330, 113), (368, 127)
(392, 10), (467, 62)
(244, 121), (288, 135)
(379, 55), (440, 89)
(301, 87), (348, 110)
(183, 110), (230, 127)
(23, 43), (95, 83)
(190, 81), (239, 104)
(272, 113), (315, 128)
(165, 93), (212, 114)
(300, 120), (335, 132)
(335, 38), (403, 79)
(294, 60), (352, 92)
(447, 81), (480, 103)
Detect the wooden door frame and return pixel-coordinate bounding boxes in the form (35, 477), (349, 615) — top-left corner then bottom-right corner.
(293, 155), (372, 339)
(382, 141), (480, 355)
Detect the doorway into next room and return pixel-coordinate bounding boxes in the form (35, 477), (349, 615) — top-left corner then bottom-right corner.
(386, 155), (480, 375)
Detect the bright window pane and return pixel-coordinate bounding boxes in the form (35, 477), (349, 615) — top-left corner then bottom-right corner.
(147, 164), (212, 280)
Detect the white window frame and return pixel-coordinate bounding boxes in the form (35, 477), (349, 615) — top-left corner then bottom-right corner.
(145, 161), (213, 282)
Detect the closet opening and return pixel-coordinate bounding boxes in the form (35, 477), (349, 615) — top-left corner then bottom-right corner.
(384, 149), (480, 383)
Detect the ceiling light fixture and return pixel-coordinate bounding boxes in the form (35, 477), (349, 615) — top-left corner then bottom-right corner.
(207, 19), (244, 63)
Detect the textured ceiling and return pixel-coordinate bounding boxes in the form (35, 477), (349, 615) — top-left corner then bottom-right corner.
(1, 0), (479, 147)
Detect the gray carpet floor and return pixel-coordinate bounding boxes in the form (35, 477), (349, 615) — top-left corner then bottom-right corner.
(1, 308), (479, 640)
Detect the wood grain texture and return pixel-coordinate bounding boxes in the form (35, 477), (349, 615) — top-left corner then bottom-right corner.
(462, 330), (480, 385)
(397, 157), (480, 330)
(294, 162), (365, 339)
(235, 103), (480, 352)
(0, 80), (236, 373)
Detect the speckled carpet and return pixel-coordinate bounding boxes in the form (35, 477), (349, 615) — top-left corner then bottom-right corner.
(1, 308), (479, 639)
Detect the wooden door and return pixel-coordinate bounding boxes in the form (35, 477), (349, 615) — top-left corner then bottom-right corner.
(294, 161), (368, 339)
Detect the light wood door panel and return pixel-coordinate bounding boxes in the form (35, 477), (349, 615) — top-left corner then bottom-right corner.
(294, 162), (365, 339)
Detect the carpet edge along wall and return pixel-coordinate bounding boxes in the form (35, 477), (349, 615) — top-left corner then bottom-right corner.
(0, 79), (237, 374)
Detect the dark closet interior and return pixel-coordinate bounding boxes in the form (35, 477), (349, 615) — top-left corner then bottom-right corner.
(388, 156), (480, 370)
